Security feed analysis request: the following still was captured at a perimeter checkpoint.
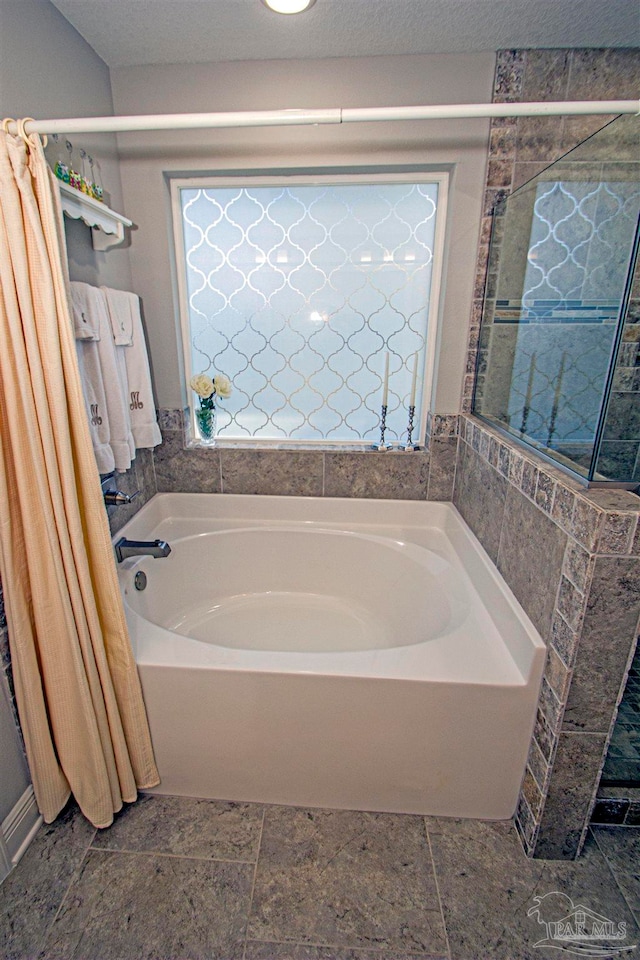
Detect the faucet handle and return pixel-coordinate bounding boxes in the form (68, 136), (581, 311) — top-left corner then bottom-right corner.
(114, 538), (171, 563)
(104, 489), (140, 506)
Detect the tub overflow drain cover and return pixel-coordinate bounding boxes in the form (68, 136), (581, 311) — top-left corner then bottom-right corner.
(134, 571), (147, 591)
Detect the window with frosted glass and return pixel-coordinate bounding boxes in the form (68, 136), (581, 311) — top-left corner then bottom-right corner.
(176, 179), (444, 443)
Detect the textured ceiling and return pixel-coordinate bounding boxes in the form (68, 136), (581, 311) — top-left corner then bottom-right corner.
(47, 0), (640, 68)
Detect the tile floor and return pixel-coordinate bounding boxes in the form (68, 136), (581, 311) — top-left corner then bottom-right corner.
(1, 794), (639, 960)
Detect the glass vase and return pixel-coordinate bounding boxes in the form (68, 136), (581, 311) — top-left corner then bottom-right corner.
(195, 406), (217, 445)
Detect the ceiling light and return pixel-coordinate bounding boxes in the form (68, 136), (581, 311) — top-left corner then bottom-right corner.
(262, 0), (316, 13)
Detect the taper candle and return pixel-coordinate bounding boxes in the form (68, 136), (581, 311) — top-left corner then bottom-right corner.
(409, 351), (418, 409)
(382, 351), (390, 408)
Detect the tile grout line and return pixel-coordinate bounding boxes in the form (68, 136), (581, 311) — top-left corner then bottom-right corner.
(493, 462), (509, 579)
(450, 433), (460, 503)
(85, 844), (259, 865)
(242, 805), (266, 959)
(150, 441), (158, 497)
(424, 819), (453, 960)
(36, 817), (98, 955)
(243, 935), (449, 956)
(550, 725), (614, 737)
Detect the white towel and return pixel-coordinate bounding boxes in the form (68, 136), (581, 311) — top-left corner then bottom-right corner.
(118, 294), (162, 450)
(70, 281), (101, 340)
(115, 346), (136, 460)
(90, 289), (135, 471)
(75, 340), (115, 475)
(100, 286), (136, 346)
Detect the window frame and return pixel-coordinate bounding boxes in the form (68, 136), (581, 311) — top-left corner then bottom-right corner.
(170, 168), (449, 447)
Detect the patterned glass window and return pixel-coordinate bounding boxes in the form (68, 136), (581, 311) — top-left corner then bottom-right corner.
(173, 175), (447, 444)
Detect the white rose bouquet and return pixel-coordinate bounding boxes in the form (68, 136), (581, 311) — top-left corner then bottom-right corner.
(190, 371), (232, 442)
(190, 372), (232, 410)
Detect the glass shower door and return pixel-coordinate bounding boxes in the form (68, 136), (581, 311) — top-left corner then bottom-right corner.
(473, 114), (640, 485)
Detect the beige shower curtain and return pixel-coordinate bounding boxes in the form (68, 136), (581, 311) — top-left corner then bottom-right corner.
(0, 122), (159, 828)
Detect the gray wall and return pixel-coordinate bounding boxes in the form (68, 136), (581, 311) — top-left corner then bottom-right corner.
(109, 52), (495, 413)
(0, 683), (28, 819)
(0, 0), (132, 291)
(0, 586), (30, 858)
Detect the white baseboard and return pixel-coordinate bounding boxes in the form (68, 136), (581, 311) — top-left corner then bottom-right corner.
(2, 785), (42, 866)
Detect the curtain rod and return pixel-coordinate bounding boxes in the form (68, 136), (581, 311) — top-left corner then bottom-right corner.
(6, 100), (640, 136)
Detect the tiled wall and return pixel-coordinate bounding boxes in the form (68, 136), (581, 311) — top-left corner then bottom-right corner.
(459, 47), (640, 859)
(154, 409), (458, 502)
(455, 415), (640, 858)
(592, 791), (640, 826)
(105, 449), (158, 537)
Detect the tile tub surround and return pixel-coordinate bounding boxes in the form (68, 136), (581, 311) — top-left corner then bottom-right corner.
(153, 408), (458, 502)
(2, 794), (639, 960)
(457, 46), (640, 860)
(138, 408), (638, 860)
(456, 414), (640, 860)
(105, 447), (159, 537)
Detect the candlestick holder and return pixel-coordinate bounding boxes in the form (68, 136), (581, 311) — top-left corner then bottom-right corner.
(400, 405), (420, 451)
(371, 404), (392, 450)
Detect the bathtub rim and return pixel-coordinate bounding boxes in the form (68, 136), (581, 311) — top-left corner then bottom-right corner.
(115, 493), (546, 686)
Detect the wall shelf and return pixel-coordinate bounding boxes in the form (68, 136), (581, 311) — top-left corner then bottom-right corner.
(57, 181), (133, 251)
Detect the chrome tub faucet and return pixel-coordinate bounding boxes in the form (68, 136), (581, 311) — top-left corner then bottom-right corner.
(114, 538), (172, 563)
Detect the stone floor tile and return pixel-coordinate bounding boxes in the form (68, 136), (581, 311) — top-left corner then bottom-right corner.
(40, 849), (253, 960)
(91, 793), (264, 862)
(427, 817), (640, 960)
(5, 796), (639, 960)
(247, 806), (447, 955)
(244, 943), (448, 959)
(0, 802), (95, 960)
(591, 824), (640, 873)
(591, 826), (640, 925)
(609, 871), (640, 929)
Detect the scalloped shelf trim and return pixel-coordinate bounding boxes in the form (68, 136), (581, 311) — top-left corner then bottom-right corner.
(58, 181), (133, 250)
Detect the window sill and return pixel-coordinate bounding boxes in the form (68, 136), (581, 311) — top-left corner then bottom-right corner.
(185, 437), (424, 454)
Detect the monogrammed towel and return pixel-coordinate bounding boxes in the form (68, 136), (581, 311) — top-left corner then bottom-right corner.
(91, 289), (135, 471)
(100, 286), (135, 346)
(117, 292), (162, 449)
(75, 339), (115, 474)
(70, 281), (101, 340)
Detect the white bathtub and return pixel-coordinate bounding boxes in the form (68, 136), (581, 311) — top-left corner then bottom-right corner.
(116, 494), (545, 819)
